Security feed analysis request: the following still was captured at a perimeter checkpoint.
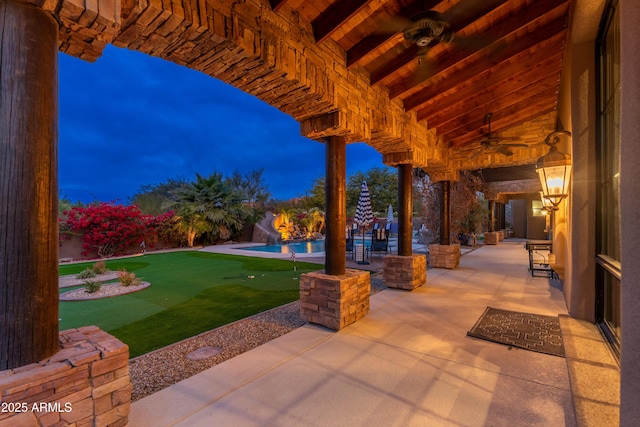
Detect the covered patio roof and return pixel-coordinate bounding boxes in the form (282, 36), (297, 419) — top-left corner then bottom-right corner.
(55, 0), (570, 182)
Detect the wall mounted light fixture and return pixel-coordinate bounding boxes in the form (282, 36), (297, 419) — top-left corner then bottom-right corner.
(536, 130), (572, 210)
(539, 191), (554, 214)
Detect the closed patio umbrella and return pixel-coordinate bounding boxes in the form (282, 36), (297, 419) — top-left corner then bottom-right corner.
(354, 181), (373, 264)
(386, 204), (394, 230)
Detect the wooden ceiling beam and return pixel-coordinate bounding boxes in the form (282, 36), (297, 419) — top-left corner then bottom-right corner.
(387, 0), (569, 98)
(269, 0), (288, 13)
(446, 97), (558, 148)
(420, 54), (563, 128)
(407, 36), (565, 113)
(459, 98), (558, 143)
(313, 0), (371, 43)
(405, 31), (566, 113)
(346, 0), (444, 69)
(433, 82), (560, 139)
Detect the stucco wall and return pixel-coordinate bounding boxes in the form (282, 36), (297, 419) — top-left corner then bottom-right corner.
(557, 0), (602, 321)
(619, 0), (640, 424)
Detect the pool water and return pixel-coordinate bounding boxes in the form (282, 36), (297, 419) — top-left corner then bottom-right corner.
(241, 240), (325, 254)
(241, 239), (373, 254)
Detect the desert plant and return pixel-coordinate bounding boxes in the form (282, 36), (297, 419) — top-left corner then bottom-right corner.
(117, 269), (140, 287)
(92, 260), (107, 274)
(76, 268), (97, 279)
(84, 279), (102, 293)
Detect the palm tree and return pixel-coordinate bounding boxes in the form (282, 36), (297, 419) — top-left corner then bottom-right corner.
(300, 207), (325, 234)
(165, 173), (251, 246)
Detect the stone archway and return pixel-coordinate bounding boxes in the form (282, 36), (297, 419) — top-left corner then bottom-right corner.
(0, 2), (438, 424)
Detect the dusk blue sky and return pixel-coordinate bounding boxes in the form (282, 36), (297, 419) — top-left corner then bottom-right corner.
(58, 45), (385, 204)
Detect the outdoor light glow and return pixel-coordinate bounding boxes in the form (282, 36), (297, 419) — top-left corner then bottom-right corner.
(536, 130), (572, 210)
(546, 175), (566, 195)
(539, 191), (554, 215)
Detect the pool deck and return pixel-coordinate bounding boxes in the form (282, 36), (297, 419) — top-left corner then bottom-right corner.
(130, 240), (575, 426)
(201, 238), (473, 272)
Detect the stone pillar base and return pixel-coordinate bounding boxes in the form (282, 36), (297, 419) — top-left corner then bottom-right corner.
(0, 327), (131, 427)
(383, 254), (427, 290)
(300, 269), (370, 330)
(484, 232), (499, 245)
(498, 230), (505, 241)
(429, 244), (461, 269)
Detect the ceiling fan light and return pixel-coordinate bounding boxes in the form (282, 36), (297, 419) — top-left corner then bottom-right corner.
(404, 11), (449, 47)
(416, 35), (433, 46)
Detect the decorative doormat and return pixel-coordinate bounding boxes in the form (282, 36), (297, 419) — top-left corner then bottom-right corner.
(467, 307), (565, 357)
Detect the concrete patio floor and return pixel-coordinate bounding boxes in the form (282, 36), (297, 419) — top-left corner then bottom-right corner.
(129, 240), (575, 426)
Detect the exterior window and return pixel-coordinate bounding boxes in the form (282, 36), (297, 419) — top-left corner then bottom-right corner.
(596, 0), (621, 359)
(531, 201), (544, 217)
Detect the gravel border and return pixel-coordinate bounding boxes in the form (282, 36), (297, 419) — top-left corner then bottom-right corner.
(129, 274), (386, 401)
(59, 272), (120, 288)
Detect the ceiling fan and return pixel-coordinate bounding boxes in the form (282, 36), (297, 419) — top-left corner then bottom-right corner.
(469, 113), (528, 159)
(403, 10), (455, 50)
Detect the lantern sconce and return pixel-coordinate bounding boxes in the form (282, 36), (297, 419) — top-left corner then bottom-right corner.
(536, 130), (572, 210)
(539, 191), (554, 215)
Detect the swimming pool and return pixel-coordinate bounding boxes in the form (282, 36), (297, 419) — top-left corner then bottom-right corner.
(240, 239), (373, 254)
(241, 240), (325, 254)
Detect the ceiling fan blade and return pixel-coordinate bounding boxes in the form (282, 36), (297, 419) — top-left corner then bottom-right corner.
(372, 15), (413, 36)
(500, 143), (529, 148)
(469, 148), (485, 160)
(493, 145), (514, 156)
(491, 135), (524, 141)
(481, 138), (498, 146)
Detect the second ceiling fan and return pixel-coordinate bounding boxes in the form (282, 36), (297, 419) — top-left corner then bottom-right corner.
(469, 113), (528, 159)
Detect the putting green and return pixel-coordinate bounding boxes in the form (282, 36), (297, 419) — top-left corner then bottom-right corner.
(59, 250), (322, 356)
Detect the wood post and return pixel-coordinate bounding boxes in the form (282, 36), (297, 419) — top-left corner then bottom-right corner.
(440, 180), (451, 245)
(489, 200), (496, 233)
(324, 136), (346, 276)
(397, 164), (413, 256)
(0, 0), (59, 370)
(499, 202), (506, 230)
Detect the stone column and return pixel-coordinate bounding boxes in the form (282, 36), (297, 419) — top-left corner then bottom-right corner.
(485, 200), (499, 245)
(397, 163), (413, 256)
(488, 200), (496, 232)
(440, 180), (450, 245)
(300, 135), (370, 329)
(0, 0), (59, 370)
(498, 202), (505, 241)
(1, 5), (132, 426)
(384, 163), (426, 290)
(324, 136), (346, 276)
(430, 180), (460, 268)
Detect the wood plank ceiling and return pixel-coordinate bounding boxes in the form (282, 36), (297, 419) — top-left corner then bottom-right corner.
(272, 0), (570, 166)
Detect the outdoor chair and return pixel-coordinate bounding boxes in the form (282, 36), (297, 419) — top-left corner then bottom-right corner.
(458, 233), (469, 246)
(346, 229), (355, 259)
(371, 228), (389, 257)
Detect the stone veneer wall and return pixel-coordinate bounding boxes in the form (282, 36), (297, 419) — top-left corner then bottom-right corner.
(0, 327), (130, 427)
(429, 244), (461, 269)
(383, 254), (427, 290)
(300, 269), (370, 330)
(484, 232), (500, 245)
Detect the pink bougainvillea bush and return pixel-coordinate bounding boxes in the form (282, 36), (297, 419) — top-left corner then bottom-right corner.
(59, 203), (179, 257)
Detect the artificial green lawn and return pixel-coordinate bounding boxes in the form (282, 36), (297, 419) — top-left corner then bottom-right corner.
(59, 251), (322, 357)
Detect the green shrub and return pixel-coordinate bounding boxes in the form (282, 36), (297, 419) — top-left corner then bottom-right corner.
(117, 269), (139, 287)
(92, 260), (107, 274)
(84, 279), (102, 293)
(76, 268), (97, 279)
